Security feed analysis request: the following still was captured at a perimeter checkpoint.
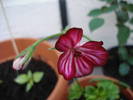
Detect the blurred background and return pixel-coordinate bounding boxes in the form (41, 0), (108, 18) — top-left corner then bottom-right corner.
(0, 0), (133, 48)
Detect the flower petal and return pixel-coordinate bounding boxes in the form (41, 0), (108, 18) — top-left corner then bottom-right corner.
(57, 50), (76, 80)
(13, 56), (25, 70)
(83, 41), (103, 46)
(78, 41), (108, 66)
(74, 56), (94, 77)
(55, 28), (83, 52)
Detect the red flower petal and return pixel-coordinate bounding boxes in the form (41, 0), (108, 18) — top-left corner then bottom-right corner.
(55, 28), (83, 52)
(74, 56), (94, 77)
(83, 41), (103, 46)
(57, 50), (76, 80)
(78, 41), (108, 66)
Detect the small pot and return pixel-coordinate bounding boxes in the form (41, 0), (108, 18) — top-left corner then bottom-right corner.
(0, 38), (68, 100)
(64, 75), (133, 100)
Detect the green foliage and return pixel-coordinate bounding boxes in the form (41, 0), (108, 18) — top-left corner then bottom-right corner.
(118, 47), (128, 61)
(90, 78), (130, 88)
(33, 72), (44, 83)
(89, 5), (118, 17)
(127, 56), (133, 65)
(15, 74), (29, 84)
(119, 63), (130, 76)
(102, 5), (118, 13)
(88, 0), (133, 76)
(26, 80), (34, 92)
(126, 4), (133, 12)
(117, 24), (130, 46)
(116, 10), (129, 23)
(69, 79), (120, 100)
(130, 17), (133, 24)
(84, 86), (97, 100)
(89, 9), (103, 17)
(68, 82), (84, 100)
(100, 0), (114, 3)
(118, 47), (133, 76)
(89, 18), (104, 31)
(15, 70), (44, 92)
(84, 80), (120, 100)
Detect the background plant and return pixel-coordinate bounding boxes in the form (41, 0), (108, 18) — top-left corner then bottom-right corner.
(15, 70), (44, 92)
(69, 79), (121, 100)
(88, 0), (133, 76)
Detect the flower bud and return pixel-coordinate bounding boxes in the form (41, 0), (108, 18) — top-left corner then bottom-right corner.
(12, 46), (34, 70)
(13, 56), (26, 70)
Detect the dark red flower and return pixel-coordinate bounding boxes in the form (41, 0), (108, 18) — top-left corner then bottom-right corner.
(55, 28), (108, 80)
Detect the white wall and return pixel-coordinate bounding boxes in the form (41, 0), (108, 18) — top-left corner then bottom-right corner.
(0, 0), (133, 49)
(67, 0), (133, 49)
(0, 0), (61, 41)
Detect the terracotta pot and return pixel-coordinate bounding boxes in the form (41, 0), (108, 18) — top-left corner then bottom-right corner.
(65, 75), (133, 100)
(0, 38), (68, 100)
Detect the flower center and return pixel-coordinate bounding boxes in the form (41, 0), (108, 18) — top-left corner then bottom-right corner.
(73, 49), (81, 57)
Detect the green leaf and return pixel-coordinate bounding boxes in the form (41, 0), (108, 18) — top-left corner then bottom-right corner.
(119, 1), (128, 8)
(119, 63), (130, 76)
(127, 56), (133, 65)
(26, 80), (34, 92)
(131, 30), (133, 33)
(102, 5), (118, 13)
(100, 0), (114, 3)
(88, 5), (118, 17)
(84, 86), (97, 100)
(116, 10), (129, 23)
(89, 9), (103, 17)
(27, 70), (32, 79)
(89, 18), (104, 31)
(126, 4), (133, 12)
(97, 81), (120, 100)
(69, 82), (84, 100)
(117, 24), (130, 46)
(118, 47), (128, 61)
(130, 17), (133, 24)
(15, 74), (29, 84)
(33, 72), (44, 83)
(84, 80), (120, 100)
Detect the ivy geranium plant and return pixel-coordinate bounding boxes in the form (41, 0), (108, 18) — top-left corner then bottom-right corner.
(88, 0), (133, 76)
(69, 78), (129, 100)
(15, 70), (44, 92)
(12, 28), (108, 80)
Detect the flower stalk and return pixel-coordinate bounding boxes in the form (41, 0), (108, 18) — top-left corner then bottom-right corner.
(32, 33), (63, 48)
(32, 33), (91, 48)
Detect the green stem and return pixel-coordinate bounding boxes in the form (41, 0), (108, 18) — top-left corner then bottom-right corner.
(32, 33), (63, 47)
(83, 35), (92, 41)
(32, 33), (92, 48)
